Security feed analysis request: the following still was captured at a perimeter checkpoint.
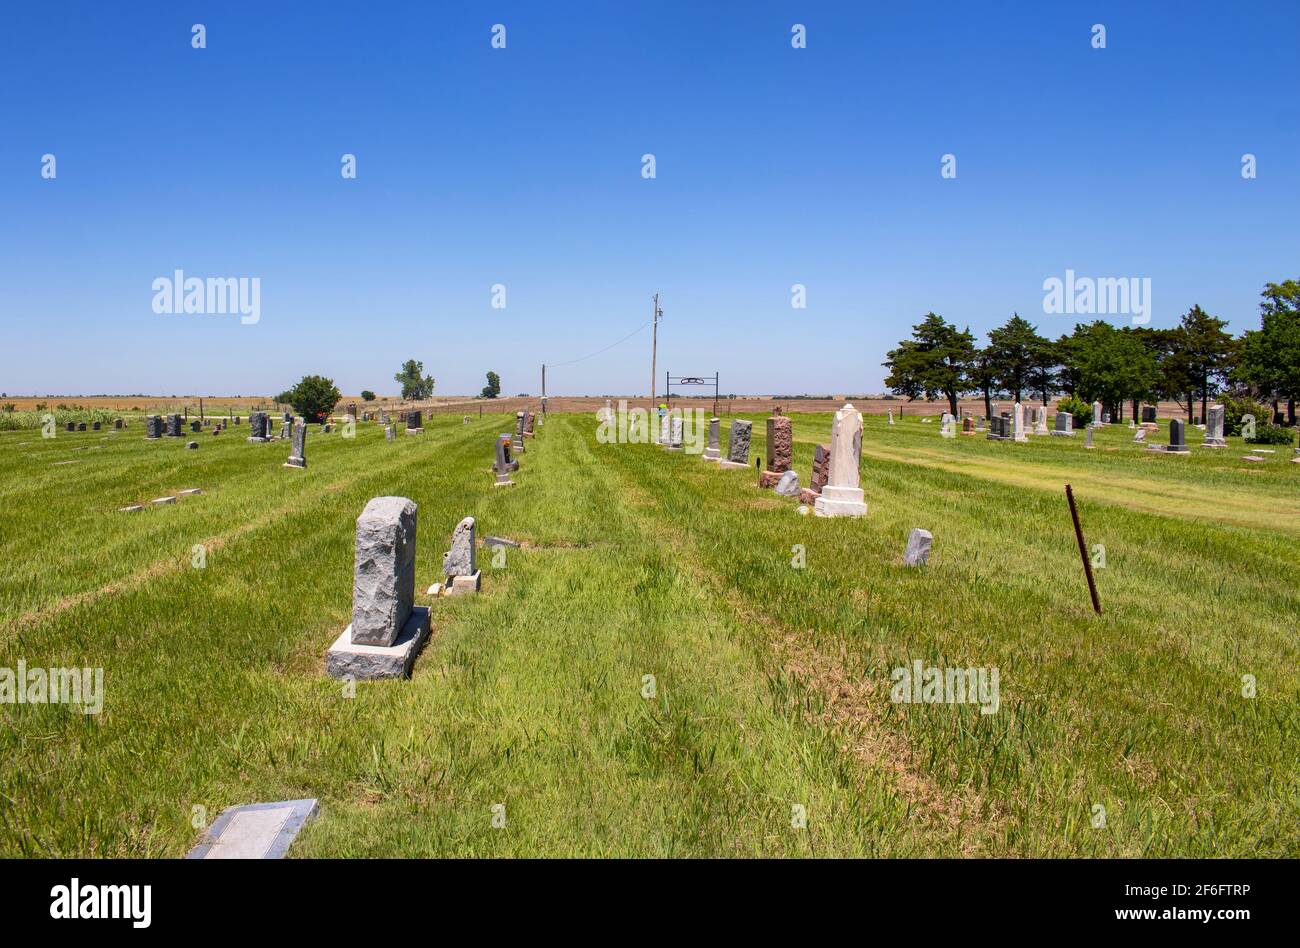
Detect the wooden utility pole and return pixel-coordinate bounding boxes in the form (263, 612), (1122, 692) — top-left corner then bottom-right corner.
(541, 364), (546, 414)
(649, 293), (662, 412)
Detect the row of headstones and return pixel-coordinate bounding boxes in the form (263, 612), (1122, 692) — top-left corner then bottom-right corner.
(663, 403), (934, 555)
(64, 418), (124, 432)
(662, 404), (867, 518)
(325, 499), (483, 680)
(492, 411), (534, 485)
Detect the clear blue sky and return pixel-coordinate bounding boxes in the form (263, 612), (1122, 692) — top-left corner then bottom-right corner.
(3, 1), (1297, 397)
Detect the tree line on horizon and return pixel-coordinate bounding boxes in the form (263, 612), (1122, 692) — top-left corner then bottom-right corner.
(882, 280), (1300, 429)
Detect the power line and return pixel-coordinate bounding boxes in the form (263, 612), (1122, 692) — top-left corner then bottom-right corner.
(545, 318), (653, 368)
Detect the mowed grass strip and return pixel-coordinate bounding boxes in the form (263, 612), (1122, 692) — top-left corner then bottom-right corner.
(0, 412), (1294, 856)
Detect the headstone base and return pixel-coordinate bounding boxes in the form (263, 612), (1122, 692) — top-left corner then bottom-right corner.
(405, 427), (424, 435)
(428, 571), (481, 596)
(1201, 439), (1227, 448)
(247, 437), (270, 443)
(702, 448), (721, 460)
(758, 470), (785, 488)
(814, 485), (867, 518)
(284, 457), (306, 468)
(493, 475), (515, 487)
(717, 460), (749, 470)
(325, 606), (431, 680)
(1049, 431), (1075, 437)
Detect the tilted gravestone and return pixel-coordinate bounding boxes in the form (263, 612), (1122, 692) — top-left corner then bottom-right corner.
(814, 403), (866, 518)
(719, 420), (752, 469)
(431, 516), (480, 595)
(326, 497), (430, 680)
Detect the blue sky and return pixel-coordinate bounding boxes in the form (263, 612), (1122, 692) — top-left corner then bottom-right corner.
(3, 1), (1297, 397)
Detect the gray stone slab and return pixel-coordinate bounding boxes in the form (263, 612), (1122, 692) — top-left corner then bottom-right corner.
(186, 798), (319, 859)
(351, 497), (418, 646)
(326, 606), (431, 680)
(727, 420), (752, 464)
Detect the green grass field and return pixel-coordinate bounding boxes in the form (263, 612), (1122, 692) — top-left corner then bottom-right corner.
(1, 411), (1295, 857)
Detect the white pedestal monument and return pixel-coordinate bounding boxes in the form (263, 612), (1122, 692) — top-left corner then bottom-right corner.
(814, 403), (867, 518)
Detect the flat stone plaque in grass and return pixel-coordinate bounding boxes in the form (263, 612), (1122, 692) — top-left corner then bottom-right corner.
(186, 798), (318, 859)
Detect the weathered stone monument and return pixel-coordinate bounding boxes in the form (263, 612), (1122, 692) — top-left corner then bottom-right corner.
(405, 410), (423, 435)
(1051, 412), (1074, 437)
(326, 497), (430, 680)
(799, 442), (831, 505)
(759, 415), (793, 485)
(114, 418), (123, 430)
(719, 420), (752, 469)
(1141, 405), (1157, 424)
(1085, 425), (1094, 449)
(666, 412), (684, 451)
(1092, 401), (1104, 426)
(903, 528), (932, 566)
(1034, 406), (1049, 435)
(494, 434), (518, 486)
(1203, 404), (1227, 448)
(814, 403), (866, 518)
(512, 412), (525, 451)
(190, 420), (201, 433)
(145, 415), (164, 440)
(940, 412), (956, 438)
(167, 414), (183, 437)
(429, 516), (481, 595)
(247, 411), (270, 442)
(962, 415), (974, 435)
(702, 417), (722, 461)
(91, 421), (101, 431)
(987, 415), (1009, 440)
(1013, 403), (1027, 442)
(285, 420), (307, 468)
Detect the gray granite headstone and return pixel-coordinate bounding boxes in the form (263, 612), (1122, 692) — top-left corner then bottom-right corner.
(1204, 404), (1226, 447)
(350, 497), (417, 646)
(1169, 418), (1188, 452)
(704, 417), (721, 459)
(168, 414), (183, 437)
(727, 420), (752, 464)
(146, 414), (164, 439)
(286, 420), (307, 467)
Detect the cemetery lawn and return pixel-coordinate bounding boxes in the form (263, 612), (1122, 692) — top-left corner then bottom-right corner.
(0, 412), (1295, 857)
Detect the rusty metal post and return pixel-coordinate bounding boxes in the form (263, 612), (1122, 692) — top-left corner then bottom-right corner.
(1066, 484), (1102, 615)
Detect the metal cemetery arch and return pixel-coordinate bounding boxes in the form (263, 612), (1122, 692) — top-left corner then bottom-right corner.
(665, 372), (720, 416)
